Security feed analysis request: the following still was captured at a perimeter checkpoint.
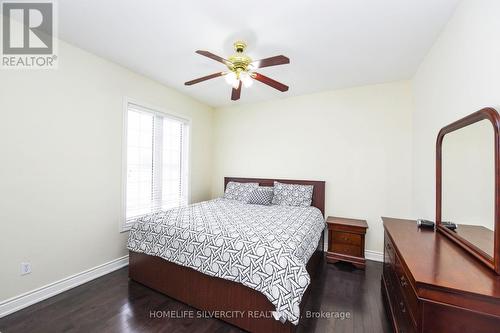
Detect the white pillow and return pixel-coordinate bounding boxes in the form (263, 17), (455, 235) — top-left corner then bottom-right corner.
(271, 181), (314, 207)
(223, 181), (259, 202)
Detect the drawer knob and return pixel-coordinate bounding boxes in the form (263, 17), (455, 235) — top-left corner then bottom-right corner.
(399, 301), (406, 313)
(400, 275), (408, 287)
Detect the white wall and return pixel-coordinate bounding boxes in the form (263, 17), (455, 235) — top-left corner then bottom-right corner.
(212, 81), (414, 253)
(412, 0), (500, 219)
(0, 40), (213, 301)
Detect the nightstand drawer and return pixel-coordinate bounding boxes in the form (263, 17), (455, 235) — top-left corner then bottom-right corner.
(332, 243), (362, 257)
(333, 232), (362, 246)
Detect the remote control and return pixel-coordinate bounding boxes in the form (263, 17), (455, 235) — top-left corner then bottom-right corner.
(441, 221), (457, 230)
(417, 219), (435, 229)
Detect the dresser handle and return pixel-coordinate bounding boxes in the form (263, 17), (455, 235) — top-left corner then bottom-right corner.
(399, 301), (406, 313)
(400, 275), (408, 287)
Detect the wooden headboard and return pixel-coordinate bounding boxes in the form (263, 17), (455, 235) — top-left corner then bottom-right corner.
(224, 177), (326, 217)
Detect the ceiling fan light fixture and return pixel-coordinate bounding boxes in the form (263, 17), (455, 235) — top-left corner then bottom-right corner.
(240, 71), (253, 88)
(224, 71), (238, 86)
(185, 41), (289, 100)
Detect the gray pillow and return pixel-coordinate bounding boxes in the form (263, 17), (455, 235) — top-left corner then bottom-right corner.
(223, 181), (259, 202)
(271, 181), (314, 207)
(247, 186), (274, 206)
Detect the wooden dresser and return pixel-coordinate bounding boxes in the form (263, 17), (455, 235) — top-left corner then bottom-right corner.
(382, 217), (500, 333)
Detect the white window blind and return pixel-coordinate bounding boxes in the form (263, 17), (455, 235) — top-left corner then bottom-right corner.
(123, 101), (189, 229)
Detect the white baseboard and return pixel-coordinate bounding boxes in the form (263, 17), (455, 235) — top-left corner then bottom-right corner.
(0, 255), (129, 318)
(365, 250), (384, 262)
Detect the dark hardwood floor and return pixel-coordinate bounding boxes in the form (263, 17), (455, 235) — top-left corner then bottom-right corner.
(0, 260), (391, 333)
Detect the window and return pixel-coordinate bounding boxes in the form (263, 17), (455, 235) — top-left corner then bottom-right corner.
(122, 100), (189, 231)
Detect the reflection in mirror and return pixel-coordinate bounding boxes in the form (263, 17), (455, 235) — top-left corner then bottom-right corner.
(442, 119), (495, 258)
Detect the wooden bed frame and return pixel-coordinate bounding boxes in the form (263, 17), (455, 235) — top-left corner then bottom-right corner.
(129, 177), (326, 333)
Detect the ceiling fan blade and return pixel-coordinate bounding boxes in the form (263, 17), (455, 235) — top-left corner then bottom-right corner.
(251, 55), (289, 68)
(185, 72), (224, 86)
(231, 81), (242, 101)
(252, 72), (289, 92)
(195, 50), (229, 65)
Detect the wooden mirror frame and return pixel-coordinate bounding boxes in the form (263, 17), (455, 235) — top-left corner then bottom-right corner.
(436, 107), (500, 274)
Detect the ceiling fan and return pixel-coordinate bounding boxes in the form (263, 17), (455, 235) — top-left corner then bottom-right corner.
(185, 41), (289, 101)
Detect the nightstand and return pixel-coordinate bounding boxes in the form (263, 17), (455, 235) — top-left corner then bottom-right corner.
(326, 216), (368, 269)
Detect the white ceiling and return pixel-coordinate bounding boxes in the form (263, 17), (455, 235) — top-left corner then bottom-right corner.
(58, 0), (460, 107)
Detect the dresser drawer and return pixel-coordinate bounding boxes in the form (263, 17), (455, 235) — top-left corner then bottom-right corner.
(394, 252), (419, 327)
(383, 265), (417, 333)
(383, 266), (397, 305)
(384, 233), (395, 263)
(394, 287), (417, 333)
(332, 243), (362, 257)
(333, 231), (362, 246)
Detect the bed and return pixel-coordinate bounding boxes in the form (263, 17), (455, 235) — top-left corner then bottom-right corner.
(128, 177), (326, 333)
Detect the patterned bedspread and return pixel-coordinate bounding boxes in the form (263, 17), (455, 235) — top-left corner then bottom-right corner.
(127, 198), (325, 324)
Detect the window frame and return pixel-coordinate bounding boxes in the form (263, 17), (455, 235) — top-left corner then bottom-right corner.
(120, 97), (191, 232)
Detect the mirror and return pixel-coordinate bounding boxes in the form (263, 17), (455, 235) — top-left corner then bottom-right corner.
(442, 119), (495, 257)
(436, 108), (500, 274)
